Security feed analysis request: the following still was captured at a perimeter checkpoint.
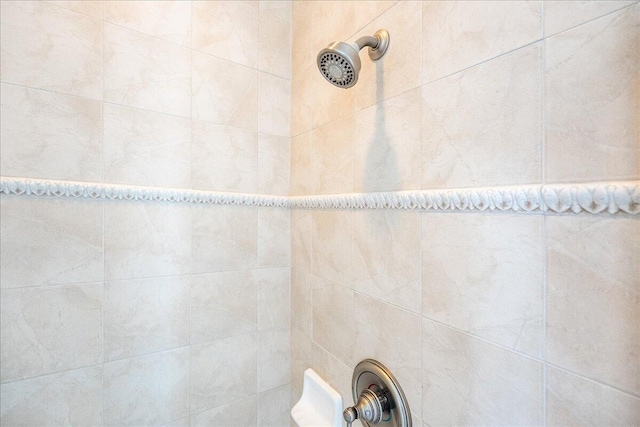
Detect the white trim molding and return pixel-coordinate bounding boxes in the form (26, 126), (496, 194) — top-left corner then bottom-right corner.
(1, 177), (638, 215)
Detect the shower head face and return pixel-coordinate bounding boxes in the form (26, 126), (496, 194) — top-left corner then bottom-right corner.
(317, 41), (361, 89)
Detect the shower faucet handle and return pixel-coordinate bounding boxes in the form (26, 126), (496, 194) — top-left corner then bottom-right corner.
(343, 385), (388, 427)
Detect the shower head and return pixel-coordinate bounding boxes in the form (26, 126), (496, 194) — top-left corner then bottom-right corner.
(317, 29), (390, 89)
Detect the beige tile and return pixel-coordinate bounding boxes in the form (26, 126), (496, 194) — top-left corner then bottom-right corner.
(104, 348), (189, 426)
(46, 1), (104, 19)
(421, 1), (542, 83)
(192, 51), (258, 130)
(311, 69), (356, 130)
(258, 328), (290, 392)
(192, 395), (257, 427)
(545, 5), (639, 182)
(259, 1), (291, 79)
(422, 319), (543, 426)
(291, 210), (312, 273)
(257, 267), (290, 332)
(190, 334), (257, 413)
(421, 45), (542, 189)
(354, 1), (422, 110)
(547, 216), (640, 394)
(192, 0), (259, 68)
(290, 327), (312, 399)
(544, 1), (637, 36)
(191, 205), (258, 274)
(310, 344), (353, 405)
(0, 366), (103, 426)
(422, 213), (544, 357)
(258, 133), (290, 196)
(291, 132), (311, 196)
(104, 276), (190, 361)
(1, 283), (103, 382)
(104, 104), (191, 188)
(310, 116), (355, 195)
(353, 89), (421, 193)
(258, 73), (291, 137)
(0, 197), (103, 289)
(290, 67), (314, 137)
(105, 1), (191, 46)
(0, 83), (102, 182)
(311, 210), (353, 285)
(258, 385), (291, 427)
(291, 269), (312, 337)
(163, 417), (189, 427)
(546, 366), (640, 426)
(352, 210), (421, 313)
(190, 271), (257, 344)
(258, 208), (291, 268)
(312, 280), (355, 367)
(104, 23), (190, 117)
(191, 120), (258, 193)
(104, 202), (192, 281)
(0, 1), (103, 99)
(354, 294), (423, 417)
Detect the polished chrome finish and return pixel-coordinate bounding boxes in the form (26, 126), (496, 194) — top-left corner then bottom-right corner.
(343, 359), (411, 427)
(317, 29), (390, 89)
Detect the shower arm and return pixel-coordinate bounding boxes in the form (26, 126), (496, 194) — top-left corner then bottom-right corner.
(354, 35), (380, 50)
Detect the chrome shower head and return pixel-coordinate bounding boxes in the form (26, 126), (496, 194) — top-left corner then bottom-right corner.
(317, 29), (390, 89)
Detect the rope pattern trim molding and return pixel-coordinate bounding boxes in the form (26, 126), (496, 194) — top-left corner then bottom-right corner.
(1, 177), (638, 215)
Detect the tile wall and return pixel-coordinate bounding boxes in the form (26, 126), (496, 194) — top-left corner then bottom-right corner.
(0, 1), (291, 426)
(290, 1), (639, 426)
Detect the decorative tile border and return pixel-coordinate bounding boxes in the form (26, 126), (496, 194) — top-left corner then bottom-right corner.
(1, 177), (638, 215)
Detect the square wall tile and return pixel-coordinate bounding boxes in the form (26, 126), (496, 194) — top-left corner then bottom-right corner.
(190, 334), (257, 414)
(191, 120), (258, 193)
(104, 348), (189, 426)
(104, 104), (191, 188)
(192, 0), (259, 68)
(105, 1), (191, 46)
(547, 366), (640, 426)
(1, 283), (103, 382)
(310, 344), (353, 406)
(353, 89), (421, 193)
(192, 50), (258, 131)
(421, 45), (542, 189)
(0, 366), (103, 426)
(544, 1), (637, 36)
(291, 132), (311, 196)
(104, 23), (191, 117)
(1, 84), (103, 182)
(258, 208), (291, 268)
(258, 73), (291, 137)
(192, 395), (257, 427)
(191, 205), (258, 274)
(354, 294), (423, 417)
(310, 115), (355, 195)
(311, 210), (353, 286)
(290, 68), (314, 137)
(258, 133), (290, 196)
(258, 385), (291, 427)
(421, 1), (542, 83)
(0, 197), (103, 289)
(312, 280), (355, 367)
(257, 267), (291, 332)
(104, 202), (192, 281)
(547, 216), (640, 394)
(545, 5), (639, 182)
(104, 276), (190, 361)
(291, 210), (312, 273)
(45, 1), (104, 19)
(422, 213), (544, 357)
(258, 328), (290, 392)
(352, 210), (421, 313)
(291, 268), (312, 337)
(190, 270), (257, 344)
(422, 318), (543, 426)
(0, 1), (103, 99)
(259, 1), (291, 79)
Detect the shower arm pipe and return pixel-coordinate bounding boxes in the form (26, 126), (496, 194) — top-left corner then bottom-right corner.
(354, 35), (380, 50)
